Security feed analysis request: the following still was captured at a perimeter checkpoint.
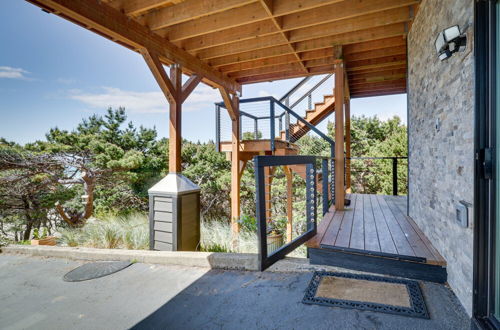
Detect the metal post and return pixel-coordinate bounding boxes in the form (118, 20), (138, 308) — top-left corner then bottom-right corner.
(215, 105), (220, 152)
(392, 157), (398, 196)
(254, 159), (268, 271)
(330, 145), (335, 204)
(306, 163), (317, 230)
(322, 158), (329, 215)
(254, 118), (258, 139)
(308, 94), (312, 110)
(270, 100), (275, 151)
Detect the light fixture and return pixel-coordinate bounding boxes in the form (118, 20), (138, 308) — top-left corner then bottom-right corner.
(435, 25), (467, 61)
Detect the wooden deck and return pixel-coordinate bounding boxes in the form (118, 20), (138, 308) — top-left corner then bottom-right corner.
(307, 194), (447, 282)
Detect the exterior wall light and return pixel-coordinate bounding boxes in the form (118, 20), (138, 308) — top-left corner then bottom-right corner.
(435, 25), (467, 61)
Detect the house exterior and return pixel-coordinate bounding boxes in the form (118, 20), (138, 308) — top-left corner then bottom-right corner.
(408, 0), (475, 318)
(24, 0), (500, 328)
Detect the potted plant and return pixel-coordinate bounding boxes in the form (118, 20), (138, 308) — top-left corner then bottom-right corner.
(31, 228), (56, 246)
(267, 218), (286, 254)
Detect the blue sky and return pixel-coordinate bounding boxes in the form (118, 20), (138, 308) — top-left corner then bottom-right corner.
(0, 0), (407, 145)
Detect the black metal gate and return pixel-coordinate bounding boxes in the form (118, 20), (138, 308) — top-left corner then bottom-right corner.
(254, 155), (323, 271)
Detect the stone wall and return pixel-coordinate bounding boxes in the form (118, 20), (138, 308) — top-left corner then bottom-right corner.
(407, 0), (474, 316)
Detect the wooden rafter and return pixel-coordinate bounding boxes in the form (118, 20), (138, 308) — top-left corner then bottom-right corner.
(258, 0), (308, 73)
(27, 0), (421, 97)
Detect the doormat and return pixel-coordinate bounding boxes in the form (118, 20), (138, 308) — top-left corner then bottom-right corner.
(303, 271), (429, 319)
(63, 261), (132, 282)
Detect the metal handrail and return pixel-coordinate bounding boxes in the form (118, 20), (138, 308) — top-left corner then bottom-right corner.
(278, 76), (311, 104)
(289, 74), (333, 110)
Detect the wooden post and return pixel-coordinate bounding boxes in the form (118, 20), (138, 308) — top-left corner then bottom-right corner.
(169, 64), (182, 173)
(220, 88), (241, 234)
(334, 61), (345, 210)
(284, 166), (293, 243)
(345, 98), (351, 193)
(141, 49), (201, 173)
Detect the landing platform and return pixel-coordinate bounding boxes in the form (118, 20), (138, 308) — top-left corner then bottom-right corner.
(219, 139), (298, 154)
(306, 194), (447, 283)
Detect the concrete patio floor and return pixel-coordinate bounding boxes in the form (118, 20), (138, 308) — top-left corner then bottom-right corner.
(0, 254), (469, 330)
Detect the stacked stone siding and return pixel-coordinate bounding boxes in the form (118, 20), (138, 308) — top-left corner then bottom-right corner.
(408, 0), (474, 316)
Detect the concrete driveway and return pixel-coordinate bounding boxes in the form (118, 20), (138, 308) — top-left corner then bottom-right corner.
(0, 254), (469, 330)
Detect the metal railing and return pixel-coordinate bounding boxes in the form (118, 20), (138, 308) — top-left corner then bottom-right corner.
(215, 96), (335, 154)
(348, 156), (408, 196)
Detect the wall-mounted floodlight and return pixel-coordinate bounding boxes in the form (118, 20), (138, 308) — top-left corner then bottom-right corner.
(435, 25), (467, 61)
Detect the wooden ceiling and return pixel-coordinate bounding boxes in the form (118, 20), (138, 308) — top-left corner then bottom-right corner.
(28, 0), (418, 98)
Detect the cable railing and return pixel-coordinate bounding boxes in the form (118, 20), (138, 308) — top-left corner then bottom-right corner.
(215, 96), (334, 156)
(348, 156), (408, 196)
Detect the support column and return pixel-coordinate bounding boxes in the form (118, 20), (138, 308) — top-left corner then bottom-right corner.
(169, 64), (182, 173)
(220, 88), (241, 234)
(284, 166), (293, 243)
(334, 61), (345, 210)
(141, 49), (201, 173)
(345, 98), (351, 193)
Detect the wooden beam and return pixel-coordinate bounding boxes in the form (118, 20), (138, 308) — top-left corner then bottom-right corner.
(334, 62), (345, 210)
(27, 0), (240, 94)
(143, 0), (256, 31)
(283, 0), (418, 30)
(351, 89), (406, 98)
(141, 49), (176, 104)
(160, 2), (269, 41)
(259, 0), (307, 73)
(343, 36), (406, 55)
(228, 62), (304, 79)
(345, 45), (407, 62)
(118, 0), (178, 17)
(158, 0), (345, 41)
(179, 20), (279, 52)
(219, 87), (239, 121)
(288, 7), (411, 43)
(236, 64), (335, 84)
(196, 19), (408, 61)
(208, 23), (406, 68)
(181, 74), (202, 103)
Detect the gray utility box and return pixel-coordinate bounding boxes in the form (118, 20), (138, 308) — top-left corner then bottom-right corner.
(148, 173), (201, 251)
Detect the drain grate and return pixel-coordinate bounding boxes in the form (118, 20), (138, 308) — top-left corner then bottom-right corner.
(63, 261), (132, 282)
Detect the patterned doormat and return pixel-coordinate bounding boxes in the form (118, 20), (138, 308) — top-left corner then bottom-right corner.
(303, 271), (429, 319)
(63, 261), (132, 282)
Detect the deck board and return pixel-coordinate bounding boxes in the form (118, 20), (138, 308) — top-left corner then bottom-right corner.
(306, 193), (446, 266)
(363, 194), (381, 252)
(370, 194), (398, 254)
(334, 194), (357, 248)
(383, 196), (436, 261)
(376, 194), (416, 257)
(349, 193), (365, 249)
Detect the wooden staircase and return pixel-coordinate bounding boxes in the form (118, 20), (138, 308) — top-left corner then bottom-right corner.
(280, 94), (336, 141)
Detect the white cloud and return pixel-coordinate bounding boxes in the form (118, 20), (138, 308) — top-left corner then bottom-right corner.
(0, 66), (29, 79)
(69, 84), (220, 114)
